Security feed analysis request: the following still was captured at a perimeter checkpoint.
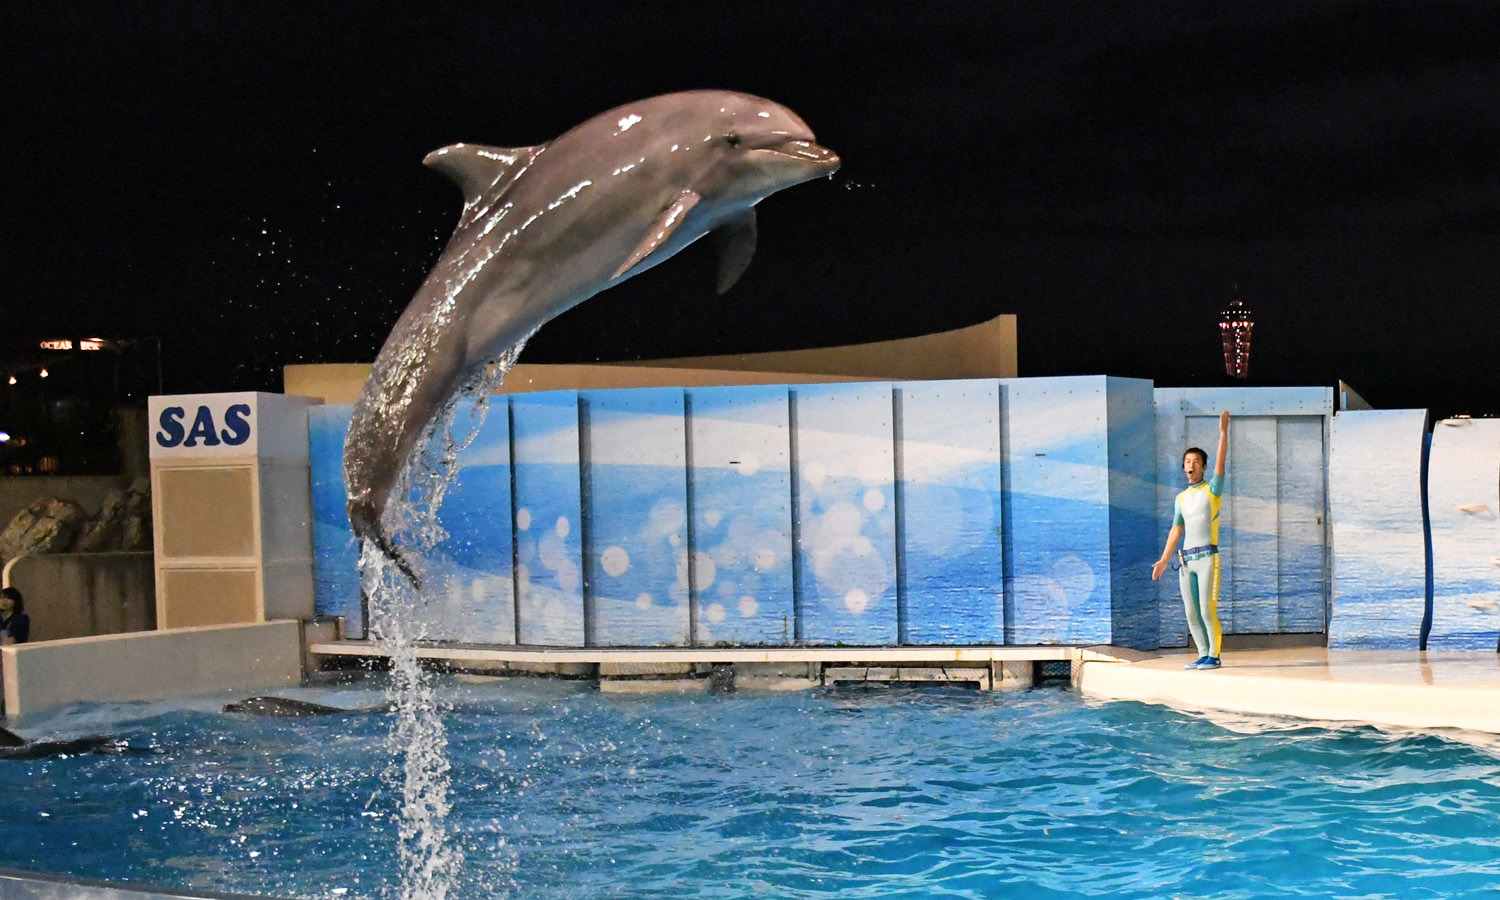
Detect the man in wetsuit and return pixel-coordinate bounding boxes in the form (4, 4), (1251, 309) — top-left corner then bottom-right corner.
(1151, 410), (1230, 670)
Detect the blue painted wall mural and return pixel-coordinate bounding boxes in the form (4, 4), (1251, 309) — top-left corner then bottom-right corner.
(511, 392), (585, 646)
(1276, 416), (1328, 633)
(418, 399), (516, 644)
(1105, 378), (1158, 651)
(1003, 377), (1116, 646)
(309, 404), (363, 637)
(686, 386), (796, 646)
(306, 378), (1352, 651)
(790, 383), (898, 645)
(309, 399), (517, 642)
(580, 388), (690, 647)
(1328, 409), (1430, 650)
(1425, 418), (1500, 650)
(896, 380), (1005, 645)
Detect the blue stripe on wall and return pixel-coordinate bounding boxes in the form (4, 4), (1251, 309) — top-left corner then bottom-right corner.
(1426, 418), (1500, 650)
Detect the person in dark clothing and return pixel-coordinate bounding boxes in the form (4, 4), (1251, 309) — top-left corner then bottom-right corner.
(0, 587), (30, 644)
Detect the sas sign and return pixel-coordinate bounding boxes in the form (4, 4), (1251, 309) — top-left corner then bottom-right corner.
(148, 393), (260, 458)
(155, 403), (252, 449)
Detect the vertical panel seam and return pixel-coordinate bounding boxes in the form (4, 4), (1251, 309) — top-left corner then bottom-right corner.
(507, 396), (522, 646)
(787, 388), (803, 644)
(1420, 424), (1434, 650)
(577, 394), (594, 648)
(998, 384), (1014, 645)
(683, 391), (698, 647)
(891, 387), (907, 645)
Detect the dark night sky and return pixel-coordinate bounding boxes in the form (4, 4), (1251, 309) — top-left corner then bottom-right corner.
(3, 2), (1498, 416)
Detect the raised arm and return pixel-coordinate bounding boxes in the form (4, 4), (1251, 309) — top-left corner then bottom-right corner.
(1215, 410), (1229, 476)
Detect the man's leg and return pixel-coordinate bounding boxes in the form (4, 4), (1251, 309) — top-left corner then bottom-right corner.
(1201, 555), (1223, 659)
(1179, 565), (1209, 658)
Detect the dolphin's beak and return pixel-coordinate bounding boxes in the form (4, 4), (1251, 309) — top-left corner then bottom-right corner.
(759, 139), (840, 172)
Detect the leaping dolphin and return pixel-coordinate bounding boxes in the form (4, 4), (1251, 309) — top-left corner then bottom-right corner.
(343, 91), (839, 584)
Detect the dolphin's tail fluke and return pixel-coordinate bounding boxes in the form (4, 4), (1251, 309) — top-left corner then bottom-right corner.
(348, 498), (423, 591)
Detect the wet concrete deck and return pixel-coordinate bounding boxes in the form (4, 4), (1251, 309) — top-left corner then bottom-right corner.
(1078, 646), (1500, 735)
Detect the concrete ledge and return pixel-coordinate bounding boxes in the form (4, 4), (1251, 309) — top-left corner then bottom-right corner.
(599, 678), (711, 694)
(308, 641), (1079, 665)
(2, 621), (302, 717)
(1079, 648), (1500, 734)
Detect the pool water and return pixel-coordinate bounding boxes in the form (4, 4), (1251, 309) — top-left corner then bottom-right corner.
(3, 678), (1499, 899)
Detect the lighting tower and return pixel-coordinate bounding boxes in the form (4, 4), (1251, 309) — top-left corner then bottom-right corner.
(1219, 286), (1254, 379)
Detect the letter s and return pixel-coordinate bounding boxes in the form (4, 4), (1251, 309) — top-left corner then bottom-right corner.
(220, 404), (252, 445)
(155, 407), (186, 448)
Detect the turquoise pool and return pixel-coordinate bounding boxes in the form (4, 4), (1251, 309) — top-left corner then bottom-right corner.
(3, 679), (1498, 899)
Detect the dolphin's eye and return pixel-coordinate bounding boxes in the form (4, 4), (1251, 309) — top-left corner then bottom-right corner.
(725, 133), (742, 148)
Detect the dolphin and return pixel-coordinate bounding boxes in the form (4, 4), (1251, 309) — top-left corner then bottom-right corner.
(343, 91), (839, 585)
(223, 696), (390, 717)
(0, 725), (130, 759)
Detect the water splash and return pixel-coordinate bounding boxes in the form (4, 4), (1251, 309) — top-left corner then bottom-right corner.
(358, 336), (533, 900)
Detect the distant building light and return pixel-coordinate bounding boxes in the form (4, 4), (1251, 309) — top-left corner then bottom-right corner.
(0, 432), (9, 443)
(6, 376), (13, 386)
(38, 369), (48, 378)
(1218, 288), (1254, 380)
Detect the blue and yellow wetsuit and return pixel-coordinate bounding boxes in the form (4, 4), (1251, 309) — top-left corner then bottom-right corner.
(1174, 473), (1223, 659)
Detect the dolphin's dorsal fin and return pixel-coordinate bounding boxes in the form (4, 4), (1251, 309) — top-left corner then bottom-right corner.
(614, 190), (701, 280)
(423, 143), (541, 225)
(713, 208), (757, 294)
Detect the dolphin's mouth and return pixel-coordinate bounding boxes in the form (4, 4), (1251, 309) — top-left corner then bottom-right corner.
(755, 138), (840, 168)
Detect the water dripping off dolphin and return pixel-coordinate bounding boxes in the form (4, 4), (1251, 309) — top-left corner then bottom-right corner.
(343, 91), (839, 585)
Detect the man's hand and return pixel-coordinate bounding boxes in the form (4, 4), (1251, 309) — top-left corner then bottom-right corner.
(1220, 410), (1230, 431)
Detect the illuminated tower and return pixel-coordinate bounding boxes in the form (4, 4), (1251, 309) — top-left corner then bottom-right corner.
(1218, 287), (1254, 379)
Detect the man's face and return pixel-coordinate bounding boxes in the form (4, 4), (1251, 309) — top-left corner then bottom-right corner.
(1183, 452), (1206, 484)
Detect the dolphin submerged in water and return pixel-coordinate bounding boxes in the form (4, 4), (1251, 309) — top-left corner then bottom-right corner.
(344, 91), (839, 584)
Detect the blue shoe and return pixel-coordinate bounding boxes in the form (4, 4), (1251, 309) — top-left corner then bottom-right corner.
(1185, 656), (1208, 669)
(1197, 657), (1222, 670)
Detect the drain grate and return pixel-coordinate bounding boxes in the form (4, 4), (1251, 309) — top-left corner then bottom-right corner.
(1035, 660), (1072, 682)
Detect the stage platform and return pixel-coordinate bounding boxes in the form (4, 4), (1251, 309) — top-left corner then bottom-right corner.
(1078, 646), (1500, 735)
(307, 639), (1500, 734)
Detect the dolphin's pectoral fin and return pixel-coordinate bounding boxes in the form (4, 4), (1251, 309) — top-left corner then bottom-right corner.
(614, 190), (702, 280)
(423, 143), (542, 226)
(713, 208), (758, 294)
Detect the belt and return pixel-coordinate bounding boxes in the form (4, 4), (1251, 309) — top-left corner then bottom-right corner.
(1177, 544), (1218, 563)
